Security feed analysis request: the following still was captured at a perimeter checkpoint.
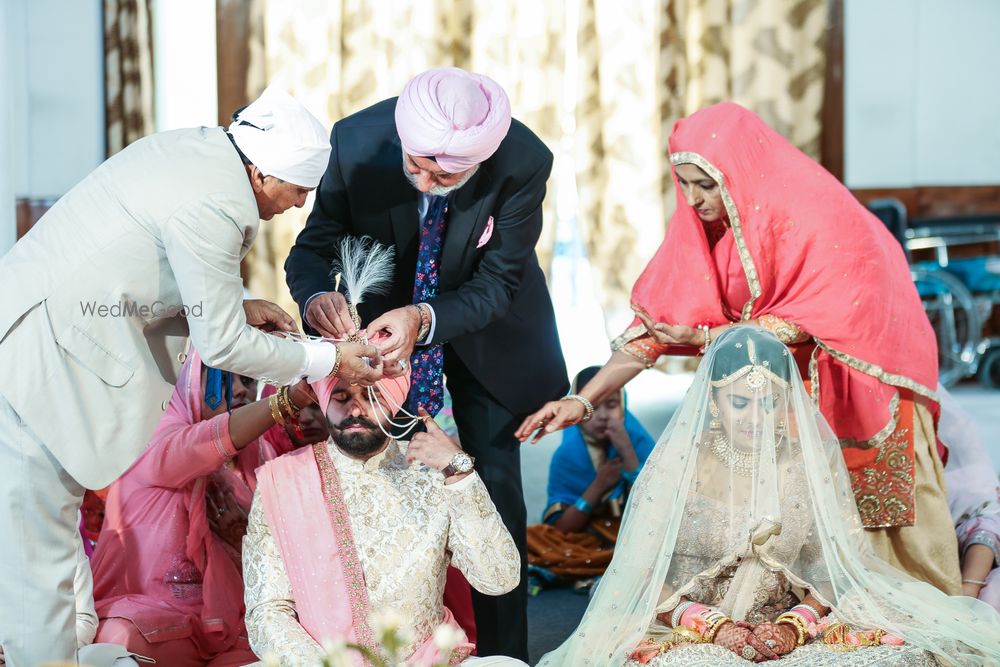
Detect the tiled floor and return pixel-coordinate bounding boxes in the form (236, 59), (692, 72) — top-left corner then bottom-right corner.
(949, 384), (1000, 470)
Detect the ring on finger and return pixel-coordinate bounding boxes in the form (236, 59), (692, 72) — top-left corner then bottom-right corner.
(740, 645), (757, 660)
(764, 639), (777, 650)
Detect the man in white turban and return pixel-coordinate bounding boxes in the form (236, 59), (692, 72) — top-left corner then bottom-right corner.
(0, 86), (383, 667)
(285, 67), (568, 661)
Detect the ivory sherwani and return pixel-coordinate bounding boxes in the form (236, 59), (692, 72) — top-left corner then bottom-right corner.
(243, 440), (526, 665)
(0, 127), (308, 666)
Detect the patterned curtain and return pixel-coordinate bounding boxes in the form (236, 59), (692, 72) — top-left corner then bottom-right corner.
(241, 0), (567, 318)
(577, 0), (828, 327)
(104, 0), (154, 156)
(241, 0), (827, 333)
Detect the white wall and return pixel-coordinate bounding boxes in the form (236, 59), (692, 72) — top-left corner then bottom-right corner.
(14, 0), (105, 198)
(0, 1), (23, 254)
(152, 0), (217, 131)
(845, 0), (1000, 188)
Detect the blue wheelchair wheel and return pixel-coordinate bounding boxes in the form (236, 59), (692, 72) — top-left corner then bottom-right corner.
(977, 348), (1000, 389)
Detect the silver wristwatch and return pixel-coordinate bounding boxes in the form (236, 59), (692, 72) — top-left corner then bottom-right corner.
(442, 451), (475, 478)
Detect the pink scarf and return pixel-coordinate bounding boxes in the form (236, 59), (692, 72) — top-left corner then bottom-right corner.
(631, 102), (938, 441)
(97, 349), (284, 652)
(257, 443), (470, 665)
(395, 67), (512, 172)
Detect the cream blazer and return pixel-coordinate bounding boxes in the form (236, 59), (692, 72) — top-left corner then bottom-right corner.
(0, 127), (306, 488)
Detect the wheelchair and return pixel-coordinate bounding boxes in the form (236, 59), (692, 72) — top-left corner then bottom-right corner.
(868, 199), (1000, 389)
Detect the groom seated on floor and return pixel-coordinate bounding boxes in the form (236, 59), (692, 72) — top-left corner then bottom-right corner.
(242, 367), (528, 666)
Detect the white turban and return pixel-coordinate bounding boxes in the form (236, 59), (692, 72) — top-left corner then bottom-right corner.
(228, 86), (331, 188)
(394, 68), (512, 173)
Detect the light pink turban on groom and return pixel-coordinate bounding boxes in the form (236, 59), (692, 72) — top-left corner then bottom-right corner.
(395, 67), (512, 173)
(310, 365), (412, 417)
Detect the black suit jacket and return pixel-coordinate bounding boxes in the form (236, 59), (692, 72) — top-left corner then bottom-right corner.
(286, 98), (568, 414)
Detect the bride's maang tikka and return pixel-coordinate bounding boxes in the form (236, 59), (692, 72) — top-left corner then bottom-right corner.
(710, 338), (790, 393)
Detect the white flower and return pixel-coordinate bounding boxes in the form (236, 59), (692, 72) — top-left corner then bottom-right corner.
(432, 624), (465, 653)
(395, 622), (416, 647)
(370, 608), (406, 637)
(320, 638), (352, 667)
(370, 608), (415, 655)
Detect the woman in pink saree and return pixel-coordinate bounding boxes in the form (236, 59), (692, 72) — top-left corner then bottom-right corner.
(91, 348), (319, 666)
(518, 102), (961, 595)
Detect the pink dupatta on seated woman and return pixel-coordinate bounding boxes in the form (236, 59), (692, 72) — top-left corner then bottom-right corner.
(255, 374), (473, 666)
(92, 348), (292, 657)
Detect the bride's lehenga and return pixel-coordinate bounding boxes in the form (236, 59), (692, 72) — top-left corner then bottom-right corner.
(639, 472), (937, 666)
(538, 327), (1000, 667)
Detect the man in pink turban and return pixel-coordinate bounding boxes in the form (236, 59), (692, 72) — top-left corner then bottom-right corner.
(243, 372), (528, 666)
(285, 67), (568, 659)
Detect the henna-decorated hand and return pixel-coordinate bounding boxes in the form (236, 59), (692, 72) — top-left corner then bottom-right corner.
(713, 622), (754, 655)
(715, 621), (781, 662)
(751, 621), (798, 656)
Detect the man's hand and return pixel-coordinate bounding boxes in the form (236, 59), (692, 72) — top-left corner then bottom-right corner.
(632, 304), (701, 346)
(334, 342), (384, 386)
(407, 407), (463, 472)
(365, 306), (422, 372)
(243, 299), (299, 333)
(305, 291), (357, 338)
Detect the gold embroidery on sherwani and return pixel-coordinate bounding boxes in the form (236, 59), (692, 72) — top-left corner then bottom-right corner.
(244, 440), (519, 662)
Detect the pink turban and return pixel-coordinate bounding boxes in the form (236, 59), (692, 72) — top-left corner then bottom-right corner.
(395, 67), (512, 173)
(310, 368), (412, 417)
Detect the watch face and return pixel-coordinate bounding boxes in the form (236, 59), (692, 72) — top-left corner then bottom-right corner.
(452, 452), (474, 473)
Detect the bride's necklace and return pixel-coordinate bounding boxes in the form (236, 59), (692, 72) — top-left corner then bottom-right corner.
(710, 433), (755, 477)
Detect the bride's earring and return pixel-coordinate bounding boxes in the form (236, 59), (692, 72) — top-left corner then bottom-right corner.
(777, 419), (787, 435)
(709, 401), (721, 431)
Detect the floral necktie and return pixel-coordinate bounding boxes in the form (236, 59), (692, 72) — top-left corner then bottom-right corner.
(404, 195), (447, 415)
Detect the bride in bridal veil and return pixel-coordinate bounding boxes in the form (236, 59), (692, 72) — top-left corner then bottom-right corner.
(538, 326), (1000, 666)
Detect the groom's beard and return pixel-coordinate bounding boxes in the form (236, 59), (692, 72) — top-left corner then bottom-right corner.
(402, 162), (479, 196)
(330, 416), (389, 456)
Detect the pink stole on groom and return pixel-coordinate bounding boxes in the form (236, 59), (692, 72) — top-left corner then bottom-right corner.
(257, 443), (473, 666)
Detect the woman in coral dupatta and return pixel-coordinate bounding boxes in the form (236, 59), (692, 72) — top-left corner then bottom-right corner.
(91, 348), (321, 666)
(518, 102), (961, 595)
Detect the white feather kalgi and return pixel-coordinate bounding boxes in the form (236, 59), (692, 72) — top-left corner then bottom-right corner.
(329, 236), (395, 331)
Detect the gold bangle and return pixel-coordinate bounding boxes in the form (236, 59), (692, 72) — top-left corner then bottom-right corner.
(328, 344), (343, 378)
(670, 626), (705, 645)
(776, 613), (808, 646)
(564, 394), (595, 422)
(277, 386), (300, 422)
(283, 385), (305, 412)
(702, 615), (731, 643)
(269, 394), (286, 426)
